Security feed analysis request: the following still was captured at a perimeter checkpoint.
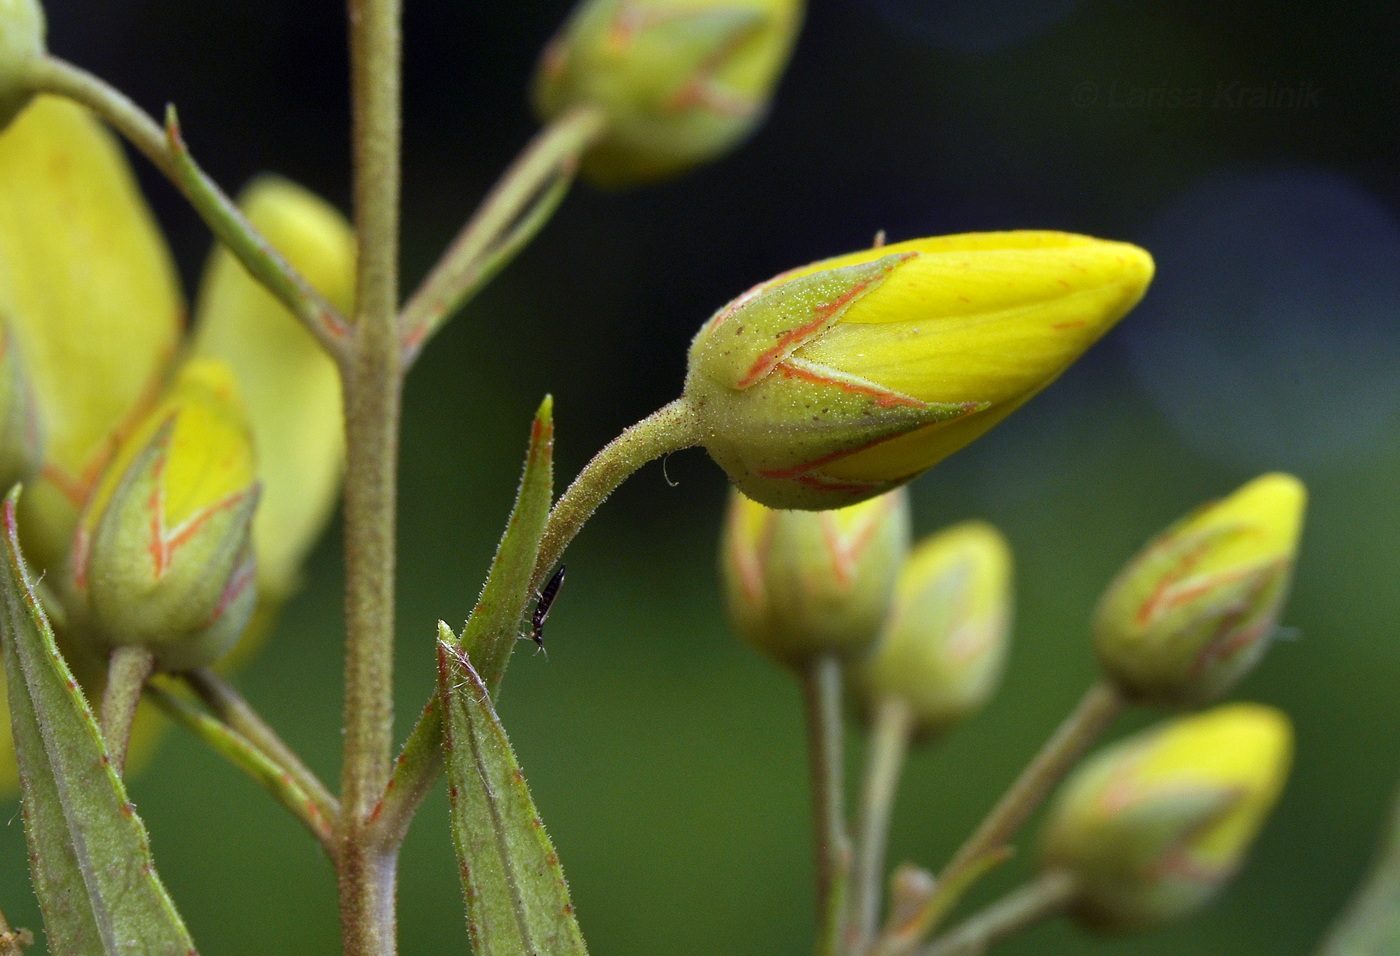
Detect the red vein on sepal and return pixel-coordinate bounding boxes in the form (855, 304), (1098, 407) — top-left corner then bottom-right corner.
(774, 361), (925, 408)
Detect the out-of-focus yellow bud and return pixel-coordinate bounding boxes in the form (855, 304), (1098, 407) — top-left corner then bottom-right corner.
(0, 316), (40, 491)
(70, 359), (259, 672)
(1039, 703), (1292, 932)
(854, 521), (1011, 740)
(684, 232), (1153, 510)
(191, 175), (352, 605)
(0, 96), (183, 573)
(1094, 473), (1306, 707)
(720, 486), (908, 667)
(0, 0), (44, 131)
(532, 0), (803, 186)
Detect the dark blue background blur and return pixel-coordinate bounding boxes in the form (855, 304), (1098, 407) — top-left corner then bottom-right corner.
(4, 1), (1400, 953)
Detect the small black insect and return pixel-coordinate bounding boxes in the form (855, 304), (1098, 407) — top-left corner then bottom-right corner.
(530, 564), (566, 652)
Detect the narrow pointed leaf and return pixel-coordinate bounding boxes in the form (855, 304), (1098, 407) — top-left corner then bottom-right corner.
(0, 489), (196, 955)
(460, 395), (554, 696)
(439, 638), (588, 956)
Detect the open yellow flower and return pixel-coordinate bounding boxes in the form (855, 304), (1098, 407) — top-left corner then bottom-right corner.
(685, 231), (1154, 509)
(0, 96), (352, 792)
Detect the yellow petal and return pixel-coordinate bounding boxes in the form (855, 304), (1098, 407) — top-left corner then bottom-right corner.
(0, 95), (183, 572)
(192, 175), (353, 601)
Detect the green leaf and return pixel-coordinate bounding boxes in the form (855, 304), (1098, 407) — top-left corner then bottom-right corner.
(0, 488), (196, 955)
(439, 636), (588, 956)
(1319, 782), (1400, 956)
(459, 394), (554, 696)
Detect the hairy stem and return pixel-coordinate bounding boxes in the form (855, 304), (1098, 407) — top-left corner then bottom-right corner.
(185, 668), (339, 828)
(849, 696), (915, 951)
(532, 396), (702, 589)
(804, 652), (851, 956)
(916, 871), (1078, 956)
(147, 681), (338, 855)
(400, 104), (608, 363)
(881, 682), (1123, 954)
(339, 0), (403, 952)
(99, 645), (154, 774)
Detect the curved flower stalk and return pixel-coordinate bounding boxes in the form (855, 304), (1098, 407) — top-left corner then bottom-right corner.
(0, 95), (352, 793)
(534, 0), (804, 186)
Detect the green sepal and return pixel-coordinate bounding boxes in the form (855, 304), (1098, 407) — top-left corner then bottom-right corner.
(439, 634), (588, 956)
(689, 253), (912, 391)
(0, 487), (196, 955)
(459, 394), (554, 696)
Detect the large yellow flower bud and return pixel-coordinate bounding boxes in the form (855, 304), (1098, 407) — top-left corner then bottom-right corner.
(1094, 473), (1306, 706)
(71, 359), (259, 672)
(685, 232), (1153, 510)
(854, 521), (1012, 740)
(0, 96), (182, 574)
(0, 0), (44, 130)
(720, 487), (908, 667)
(533, 0), (803, 186)
(1039, 703), (1292, 932)
(192, 176), (352, 605)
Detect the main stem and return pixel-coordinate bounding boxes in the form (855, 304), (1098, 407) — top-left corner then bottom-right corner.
(340, 1), (403, 954)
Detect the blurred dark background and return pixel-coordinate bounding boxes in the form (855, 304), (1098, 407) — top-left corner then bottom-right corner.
(5, 0), (1400, 953)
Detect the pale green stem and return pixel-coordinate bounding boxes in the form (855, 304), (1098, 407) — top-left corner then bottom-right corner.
(804, 652), (851, 956)
(24, 56), (349, 355)
(532, 397), (703, 589)
(184, 668), (339, 829)
(879, 681), (1123, 955)
(399, 104), (609, 364)
(340, 0), (403, 953)
(99, 645), (154, 774)
(849, 696), (915, 951)
(916, 871), (1078, 956)
(147, 681), (338, 855)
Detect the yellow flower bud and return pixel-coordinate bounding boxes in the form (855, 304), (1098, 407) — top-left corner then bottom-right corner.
(0, 0), (44, 131)
(71, 359), (259, 672)
(0, 96), (183, 573)
(720, 486), (908, 667)
(685, 232), (1154, 510)
(532, 0), (803, 186)
(1094, 473), (1306, 706)
(854, 521), (1011, 740)
(192, 175), (353, 604)
(1039, 703), (1293, 932)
